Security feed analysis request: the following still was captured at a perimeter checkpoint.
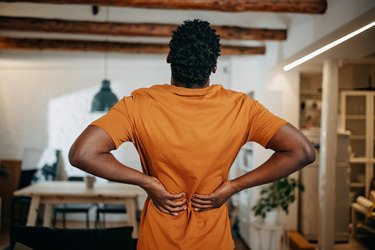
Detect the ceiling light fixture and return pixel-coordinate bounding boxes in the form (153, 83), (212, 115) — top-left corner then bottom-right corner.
(91, 6), (118, 112)
(283, 21), (375, 71)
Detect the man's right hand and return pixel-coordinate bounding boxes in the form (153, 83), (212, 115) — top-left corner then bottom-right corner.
(142, 177), (187, 216)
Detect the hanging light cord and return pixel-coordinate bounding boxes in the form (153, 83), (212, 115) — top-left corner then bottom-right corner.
(104, 5), (109, 80)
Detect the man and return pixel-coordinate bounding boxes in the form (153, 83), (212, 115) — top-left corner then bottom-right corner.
(69, 20), (315, 250)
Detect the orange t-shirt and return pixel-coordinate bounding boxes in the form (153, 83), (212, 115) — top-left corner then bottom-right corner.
(91, 84), (286, 250)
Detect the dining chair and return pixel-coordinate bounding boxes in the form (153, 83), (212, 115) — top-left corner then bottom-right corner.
(95, 204), (127, 228)
(53, 176), (95, 228)
(11, 169), (38, 227)
(0, 159), (22, 230)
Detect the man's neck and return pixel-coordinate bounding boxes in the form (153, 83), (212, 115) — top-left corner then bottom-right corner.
(171, 78), (210, 89)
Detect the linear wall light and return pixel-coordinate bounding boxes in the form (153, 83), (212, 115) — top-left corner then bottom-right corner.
(283, 21), (375, 71)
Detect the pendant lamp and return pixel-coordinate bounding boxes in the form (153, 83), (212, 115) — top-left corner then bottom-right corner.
(91, 5), (118, 112)
(91, 79), (118, 112)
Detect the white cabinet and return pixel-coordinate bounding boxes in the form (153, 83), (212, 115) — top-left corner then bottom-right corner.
(341, 91), (375, 198)
(300, 130), (350, 242)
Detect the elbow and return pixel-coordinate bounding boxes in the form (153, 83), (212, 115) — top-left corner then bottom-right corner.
(300, 141), (316, 166)
(68, 144), (86, 169)
(68, 147), (80, 168)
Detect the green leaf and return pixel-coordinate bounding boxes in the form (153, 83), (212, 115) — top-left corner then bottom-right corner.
(252, 177), (305, 218)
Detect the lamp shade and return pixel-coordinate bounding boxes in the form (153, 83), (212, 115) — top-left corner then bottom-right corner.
(91, 79), (118, 112)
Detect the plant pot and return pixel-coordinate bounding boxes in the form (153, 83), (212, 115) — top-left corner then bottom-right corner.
(264, 209), (280, 225)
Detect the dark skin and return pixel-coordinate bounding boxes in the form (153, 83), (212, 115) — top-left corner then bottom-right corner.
(69, 69), (316, 216)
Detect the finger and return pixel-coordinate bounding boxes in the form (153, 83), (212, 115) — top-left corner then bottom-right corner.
(156, 204), (185, 216)
(193, 193), (213, 200)
(191, 202), (213, 210)
(169, 192), (186, 200)
(166, 199), (187, 208)
(156, 205), (170, 214)
(163, 204), (187, 215)
(191, 197), (213, 205)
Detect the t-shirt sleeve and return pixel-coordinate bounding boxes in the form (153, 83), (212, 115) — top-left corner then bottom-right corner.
(246, 98), (287, 147)
(90, 96), (135, 148)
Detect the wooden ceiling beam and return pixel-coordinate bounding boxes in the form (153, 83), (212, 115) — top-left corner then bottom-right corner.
(0, 16), (287, 41)
(0, 0), (327, 13)
(0, 37), (266, 55)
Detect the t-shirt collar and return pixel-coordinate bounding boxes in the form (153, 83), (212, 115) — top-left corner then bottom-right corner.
(158, 84), (222, 96)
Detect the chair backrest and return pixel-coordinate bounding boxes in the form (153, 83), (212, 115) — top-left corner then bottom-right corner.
(11, 226), (134, 250)
(0, 160), (22, 230)
(18, 169), (38, 189)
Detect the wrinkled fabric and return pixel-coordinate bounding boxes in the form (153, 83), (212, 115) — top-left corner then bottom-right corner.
(91, 84), (286, 250)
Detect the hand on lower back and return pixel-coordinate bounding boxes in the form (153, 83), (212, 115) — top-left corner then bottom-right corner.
(143, 177), (187, 215)
(191, 181), (236, 211)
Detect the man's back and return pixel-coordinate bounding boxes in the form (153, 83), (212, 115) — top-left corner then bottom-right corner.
(91, 84), (286, 249)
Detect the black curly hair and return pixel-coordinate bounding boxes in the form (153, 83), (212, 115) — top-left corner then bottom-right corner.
(168, 19), (221, 87)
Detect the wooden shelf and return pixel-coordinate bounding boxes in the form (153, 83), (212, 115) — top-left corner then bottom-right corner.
(350, 158), (367, 163)
(345, 115), (366, 119)
(350, 135), (366, 140)
(300, 91), (322, 96)
(350, 182), (365, 188)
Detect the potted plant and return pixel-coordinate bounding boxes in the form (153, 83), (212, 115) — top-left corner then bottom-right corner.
(252, 177), (304, 225)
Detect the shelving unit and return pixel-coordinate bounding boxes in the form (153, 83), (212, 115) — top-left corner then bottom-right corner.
(299, 73), (323, 130)
(341, 91), (375, 198)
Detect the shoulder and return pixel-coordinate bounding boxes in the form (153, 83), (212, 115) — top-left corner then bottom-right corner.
(219, 87), (254, 104)
(130, 85), (166, 97)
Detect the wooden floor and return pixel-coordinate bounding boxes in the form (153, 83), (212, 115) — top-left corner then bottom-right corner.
(0, 221), (373, 250)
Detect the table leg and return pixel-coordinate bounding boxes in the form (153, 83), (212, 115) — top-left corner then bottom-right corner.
(26, 196), (40, 226)
(43, 204), (53, 227)
(126, 198), (138, 238)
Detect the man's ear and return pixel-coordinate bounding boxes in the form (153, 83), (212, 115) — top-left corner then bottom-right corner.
(166, 53), (171, 63)
(212, 66), (217, 73)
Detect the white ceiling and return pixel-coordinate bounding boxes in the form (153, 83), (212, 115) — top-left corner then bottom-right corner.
(284, 7), (375, 72)
(0, 2), (374, 69)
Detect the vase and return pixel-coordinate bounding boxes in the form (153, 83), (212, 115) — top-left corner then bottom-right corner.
(264, 208), (280, 225)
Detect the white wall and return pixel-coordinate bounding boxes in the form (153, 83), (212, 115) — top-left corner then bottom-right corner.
(0, 51), (231, 176)
(0, 51), (232, 222)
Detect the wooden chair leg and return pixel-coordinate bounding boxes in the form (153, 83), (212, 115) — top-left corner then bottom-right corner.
(62, 212), (66, 229)
(53, 210), (57, 228)
(95, 211), (100, 228)
(86, 212), (89, 228)
(102, 213), (106, 228)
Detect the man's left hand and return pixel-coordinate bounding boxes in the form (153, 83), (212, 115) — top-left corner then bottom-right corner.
(191, 181), (236, 212)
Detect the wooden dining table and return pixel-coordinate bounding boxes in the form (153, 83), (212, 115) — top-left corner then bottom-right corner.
(14, 181), (146, 238)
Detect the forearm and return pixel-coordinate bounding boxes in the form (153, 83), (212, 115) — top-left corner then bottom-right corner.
(68, 125), (153, 189)
(230, 123), (315, 193)
(231, 151), (308, 193)
(190, 150), (311, 210)
(70, 151), (152, 189)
